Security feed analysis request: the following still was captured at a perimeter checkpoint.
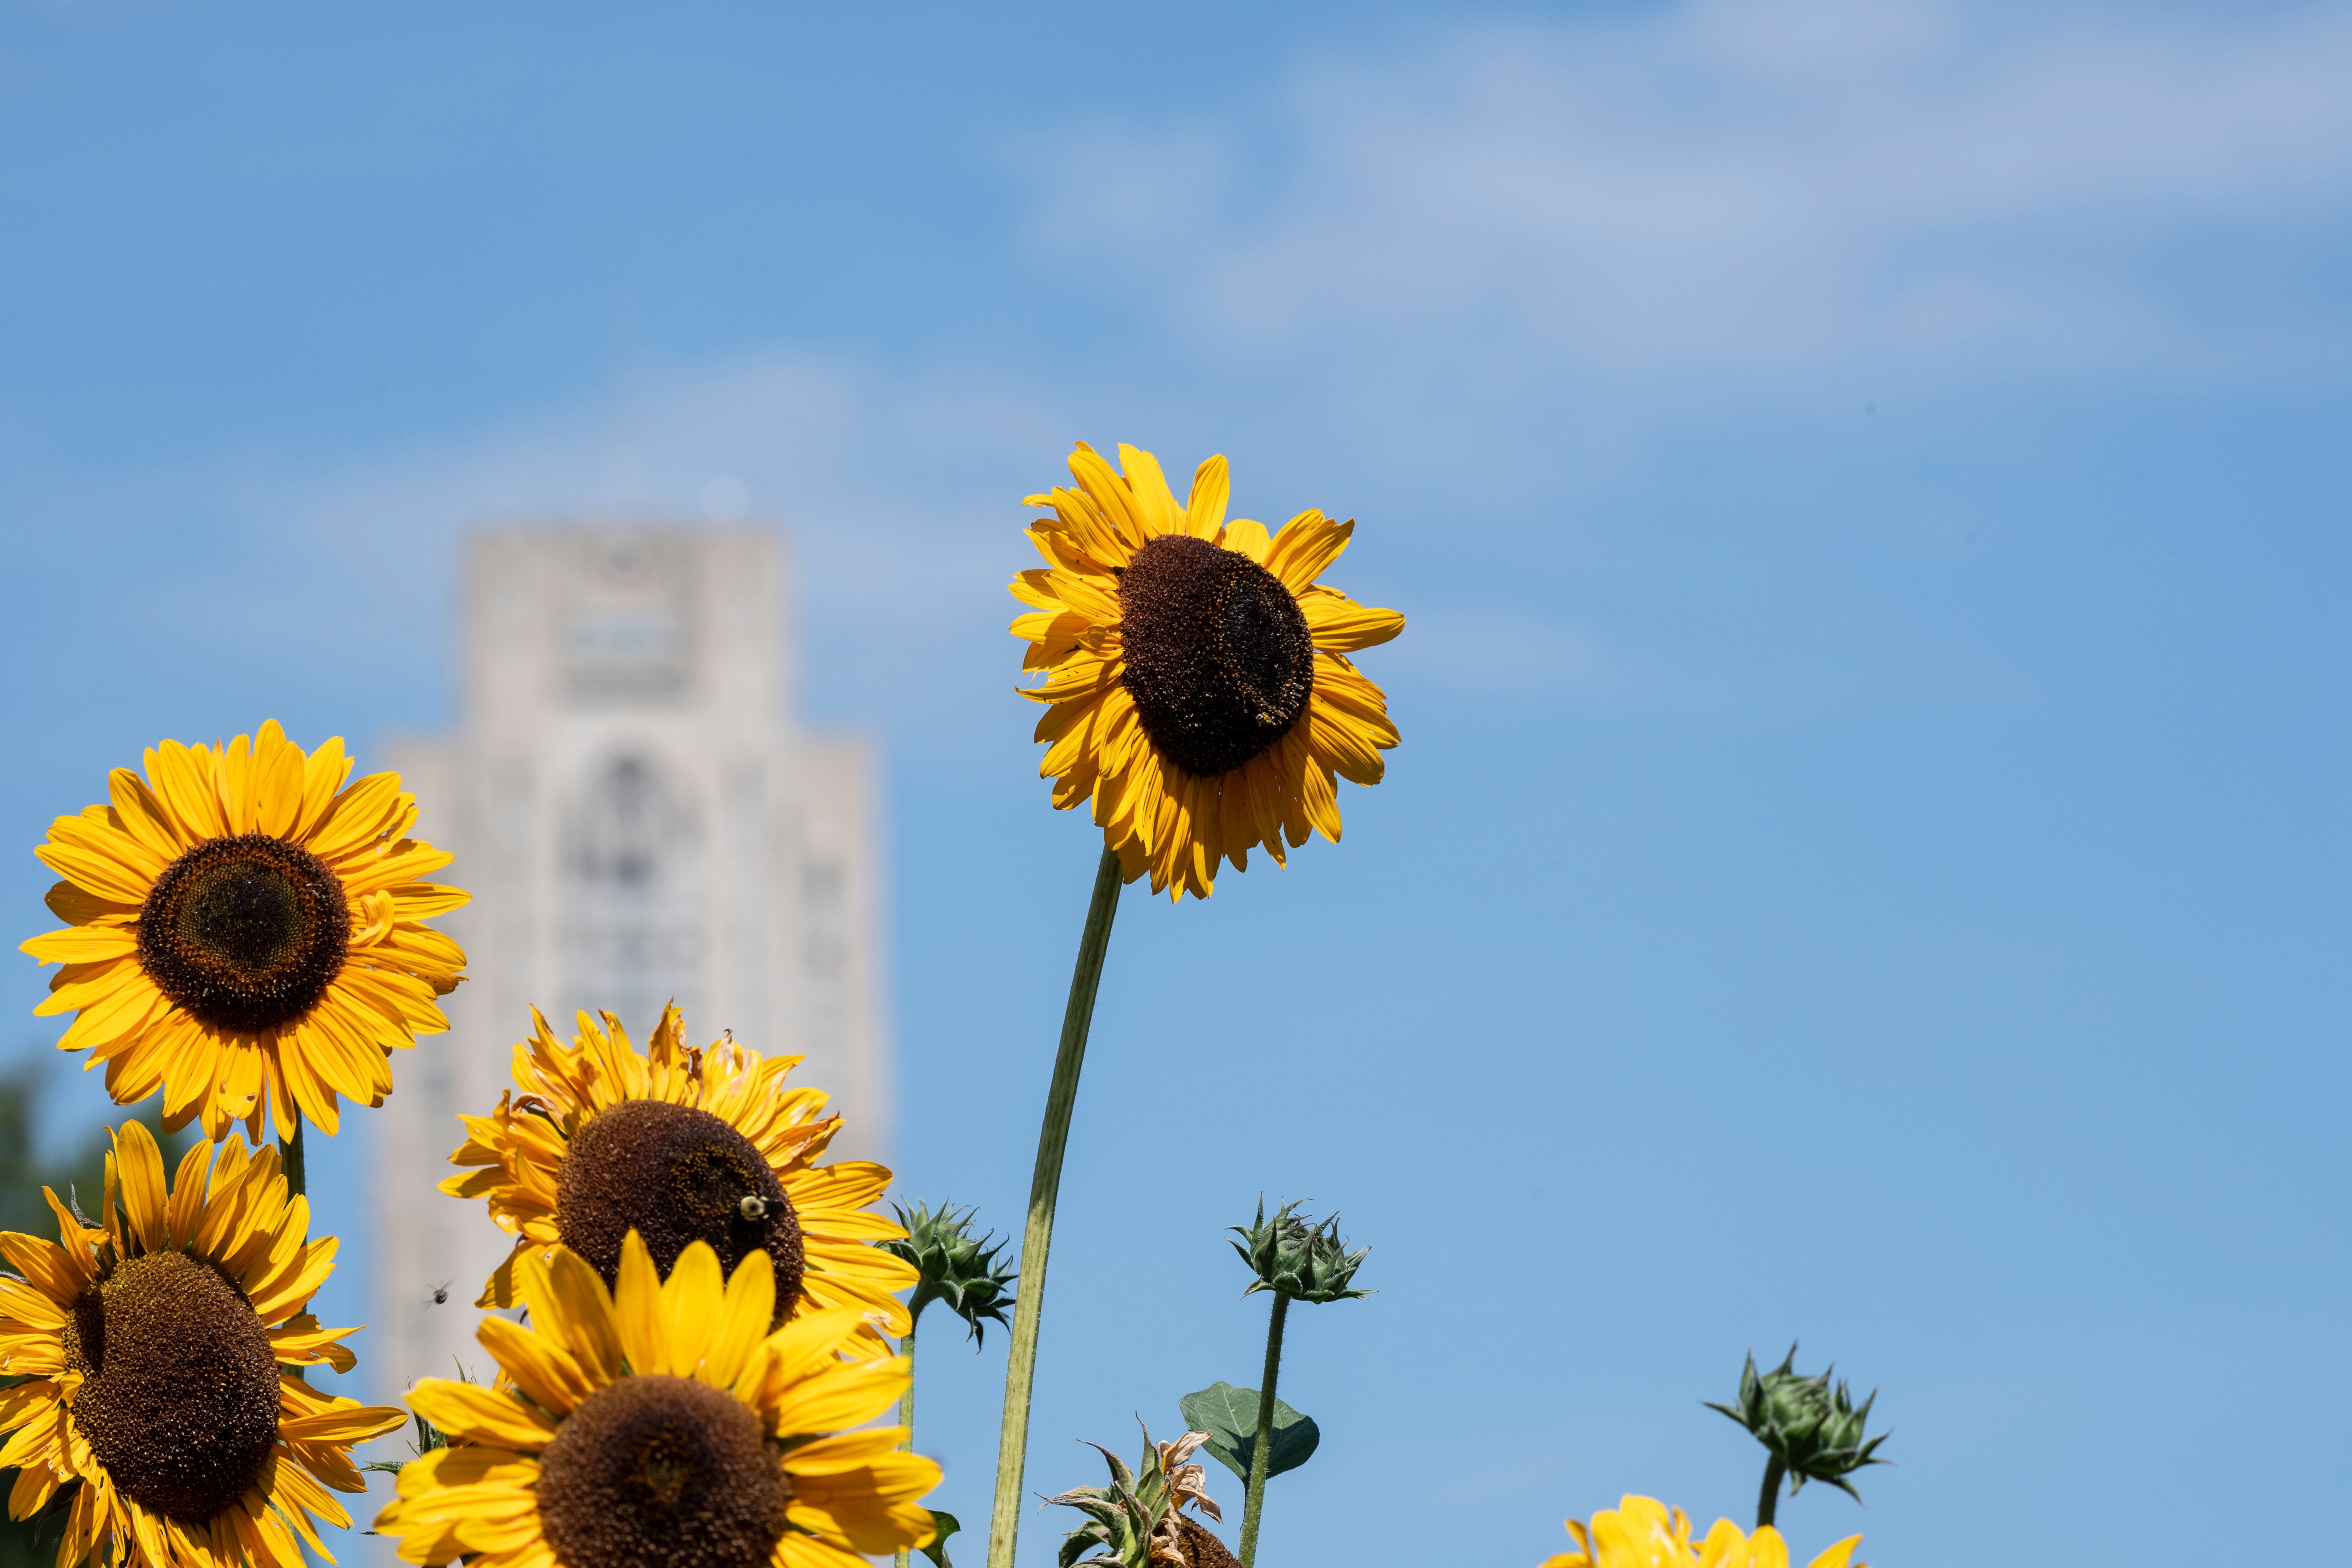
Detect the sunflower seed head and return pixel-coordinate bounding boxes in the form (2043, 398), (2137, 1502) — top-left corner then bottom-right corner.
(1228, 1198), (1369, 1304)
(885, 1199), (1018, 1345)
(1705, 1345), (1891, 1502)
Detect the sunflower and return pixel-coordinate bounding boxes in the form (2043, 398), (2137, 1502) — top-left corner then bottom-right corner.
(20, 721), (468, 1143)
(443, 1004), (915, 1348)
(375, 1233), (940, 1568)
(1012, 442), (1405, 901)
(1538, 1495), (1866, 1568)
(0, 1119), (406, 1567)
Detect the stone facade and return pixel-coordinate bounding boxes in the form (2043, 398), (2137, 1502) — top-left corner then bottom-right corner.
(370, 524), (887, 1400)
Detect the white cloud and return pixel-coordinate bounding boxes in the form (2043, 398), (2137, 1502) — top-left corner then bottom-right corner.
(127, 350), (1093, 746)
(1024, 0), (2352, 381)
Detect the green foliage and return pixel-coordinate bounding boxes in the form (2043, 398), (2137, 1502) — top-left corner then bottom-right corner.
(1177, 1382), (1319, 1484)
(1707, 1345), (1891, 1503)
(1048, 1440), (1158, 1568)
(1228, 1198), (1368, 1304)
(0, 1067), (193, 1567)
(363, 1413), (449, 1476)
(885, 1199), (1018, 1346)
(919, 1508), (961, 1568)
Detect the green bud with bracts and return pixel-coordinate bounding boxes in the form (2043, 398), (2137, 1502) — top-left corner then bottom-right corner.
(884, 1200), (1018, 1568)
(1707, 1345), (1890, 1528)
(1225, 1199), (1367, 1567)
(1228, 1197), (1369, 1304)
(885, 1198), (1018, 1344)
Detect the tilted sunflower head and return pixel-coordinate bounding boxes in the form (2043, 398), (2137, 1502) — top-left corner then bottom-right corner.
(883, 1199), (1017, 1345)
(19, 720), (468, 1142)
(0, 1119), (406, 1565)
(443, 1003), (916, 1343)
(1011, 442), (1405, 901)
(1047, 1425), (1233, 1568)
(1228, 1198), (1369, 1304)
(1538, 1495), (1867, 1568)
(1706, 1348), (1891, 1503)
(376, 1233), (942, 1568)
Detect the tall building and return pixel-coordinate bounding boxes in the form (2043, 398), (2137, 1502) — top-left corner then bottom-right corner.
(370, 524), (888, 1399)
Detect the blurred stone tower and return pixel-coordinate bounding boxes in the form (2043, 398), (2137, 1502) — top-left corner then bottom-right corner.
(371, 524), (887, 1400)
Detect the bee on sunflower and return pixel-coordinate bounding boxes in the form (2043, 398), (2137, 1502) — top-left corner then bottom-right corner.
(1012, 442), (1405, 903)
(0, 1120), (406, 1566)
(19, 721), (467, 1145)
(375, 1233), (941, 1568)
(442, 1004), (915, 1346)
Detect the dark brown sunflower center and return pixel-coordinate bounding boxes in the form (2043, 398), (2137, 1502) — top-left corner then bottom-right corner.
(1179, 1514), (1242, 1568)
(136, 833), (351, 1034)
(555, 1100), (806, 1326)
(536, 1373), (789, 1568)
(60, 1251), (280, 1524)
(1118, 534), (1314, 778)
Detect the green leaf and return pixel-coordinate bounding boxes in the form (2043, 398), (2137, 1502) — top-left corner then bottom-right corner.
(920, 1509), (961, 1568)
(1177, 1382), (1320, 1484)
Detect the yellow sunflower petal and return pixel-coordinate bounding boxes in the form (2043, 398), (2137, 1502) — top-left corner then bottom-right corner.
(1263, 509), (1354, 594)
(774, 1534), (873, 1568)
(276, 1402), (406, 1445)
(1187, 453), (1231, 538)
(1301, 593), (1406, 651)
(403, 1380), (557, 1452)
(19, 925), (140, 965)
(111, 1120), (168, 1250)
(613, 1230), (667, 1375)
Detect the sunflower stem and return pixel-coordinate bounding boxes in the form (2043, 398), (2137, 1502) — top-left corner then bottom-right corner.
(895, 1316), (918, 1568)
(1237, 1290), (1290, 1568)
(1756, 1454), (1786, 1531)
(985, 845), (1125, 1568)
(278, 1112), (306, 1198)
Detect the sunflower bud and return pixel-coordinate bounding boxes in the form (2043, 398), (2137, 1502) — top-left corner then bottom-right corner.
(884, 1199), (1018, 1345)
(1707, 1346), (1889, 1503)
(1227, 1199), (1368, 1304)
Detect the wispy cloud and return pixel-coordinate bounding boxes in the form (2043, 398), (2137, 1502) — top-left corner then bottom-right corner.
(1023, 0), (2352, 384)
(270, 351), (1083, 738)
(1394, 607), (1844, 709)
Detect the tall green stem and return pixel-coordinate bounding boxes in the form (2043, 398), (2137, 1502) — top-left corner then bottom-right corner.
(895, 1318), (919, 1568)
(986, 847), (1125, 1568)
(278, 1111), (306, 1197)
(1755, 1455), (1786, 1530)
(1237, 1292), (1290, 1568)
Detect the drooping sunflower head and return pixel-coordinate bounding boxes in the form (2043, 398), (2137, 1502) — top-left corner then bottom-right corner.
(1536, 1497), (1867, 1568)
(376, 1234), (942, 1568)
(1012, 442), (1405, 901)
(20, 721), (469, 1142)
(444, 1003), (915, 1342)
(1046, 1426), (1230, 1568)
(0, 1119), (406, 1566)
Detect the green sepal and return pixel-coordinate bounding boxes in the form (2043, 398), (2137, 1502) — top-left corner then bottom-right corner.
(920, 1509), (961, 1568)
(1177, 1381), (1320, 1483)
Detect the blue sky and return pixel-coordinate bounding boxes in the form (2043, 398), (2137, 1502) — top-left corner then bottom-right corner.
(3, 3), (2348, 1565)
